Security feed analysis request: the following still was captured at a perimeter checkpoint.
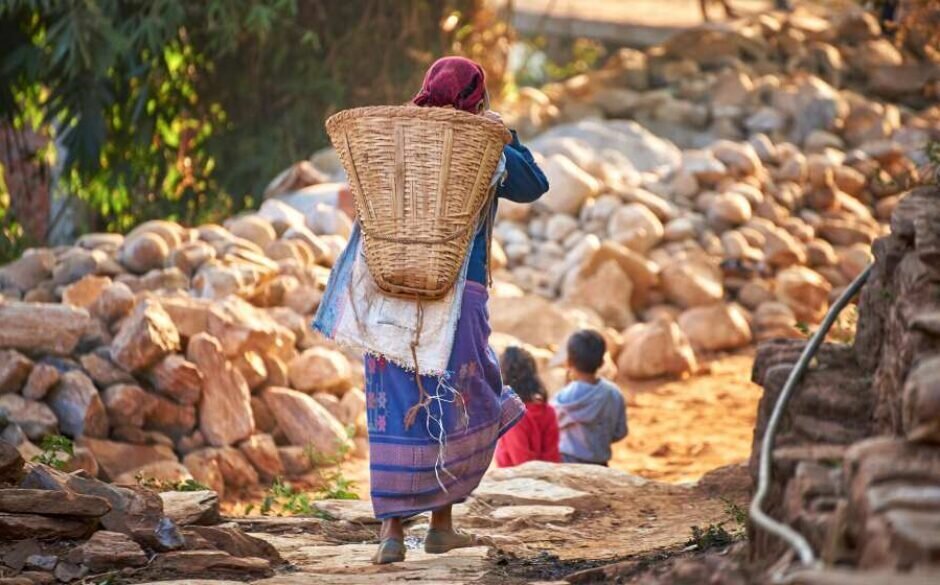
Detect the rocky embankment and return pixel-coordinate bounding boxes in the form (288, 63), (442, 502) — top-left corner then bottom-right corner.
(0, 201), (368, 497)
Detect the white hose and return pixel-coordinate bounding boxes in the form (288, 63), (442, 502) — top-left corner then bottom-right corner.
(749, 264), (873, 575)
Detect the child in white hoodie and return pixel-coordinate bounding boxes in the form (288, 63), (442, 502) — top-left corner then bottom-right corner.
(551, 330), (628, 466)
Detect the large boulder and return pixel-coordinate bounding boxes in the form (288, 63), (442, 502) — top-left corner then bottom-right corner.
(536, 154), (602, 216)
(775, 266), (833, 323)
(617, 320), (697, 379)
(288, 347), (352, 396)
(660, 252), (724, 309)
(572, 241), (659, 309)
(0, 349), (33, 394)
(186, 334), (254, 447)
(261, 387), (350, 458)
(46, 370), (109, 439)
(562, 260), (634, 330)
(489, 294), (601, 350)
(0, 394), (58, 440)
(677, 304), (753, 352)
(110, 299), (182, 372)
(0, 302), (91, 355)
(607, 203), (664, 253)
(78, 437), (177, 482)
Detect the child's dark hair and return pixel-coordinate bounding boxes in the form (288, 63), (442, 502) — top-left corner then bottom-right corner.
(567, 329), (606, 375)
(500, 346), (547, 403)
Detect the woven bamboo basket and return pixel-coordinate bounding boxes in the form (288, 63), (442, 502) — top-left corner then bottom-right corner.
(326, 105), (512, 300)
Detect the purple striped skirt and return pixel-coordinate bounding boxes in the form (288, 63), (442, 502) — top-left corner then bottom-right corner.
(364, 281), (524, 519)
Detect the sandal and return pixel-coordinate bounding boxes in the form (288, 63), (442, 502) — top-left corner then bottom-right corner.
(424, 528), (488, 554)
(372, 538), (406, 565)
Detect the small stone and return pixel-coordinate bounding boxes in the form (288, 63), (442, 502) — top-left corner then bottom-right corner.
(145, 393), (198, 440)
(0, 395), (58, 441)
(46, 370), (109, 439)
(660, 252), (724, 309)
(0, 350), (33, 394)
(102, 384), (156, 428)
(25, 554), (58, 571)
(53, 561), (88, 582)
(147, 354), (203, 406)
(183, 449), (226, 499)
(239, 434), (284, 482)
(110, 298), (181, 372)
(0, 441), (25, 485)
(160, 490), (221, 527)
(75, 530), (147, 571)
(80, 350), (134, 387)
(216, 446), (259, 489)
(120, 232), (170, 274)
(607, 203), (664, 253)
(776, 266), (832, 323)
(61, 275), (111, 311)
(20, 364), (59, 401)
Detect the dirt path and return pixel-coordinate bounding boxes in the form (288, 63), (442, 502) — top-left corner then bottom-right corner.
(204, 354), (758, 584)
(613, 352), (761, 484)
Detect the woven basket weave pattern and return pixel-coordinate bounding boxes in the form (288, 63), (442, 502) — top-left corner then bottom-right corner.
(326, 106), (511, 300)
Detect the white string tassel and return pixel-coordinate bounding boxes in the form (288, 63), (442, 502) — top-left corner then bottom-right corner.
(422, 374), (469, 492)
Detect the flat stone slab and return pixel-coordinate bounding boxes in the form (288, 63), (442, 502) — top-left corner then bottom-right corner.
(252, 543), (490, 585)
(490, 505), (576, 523)
(313, 499), (378, 524)
(473, 477), (594, 509)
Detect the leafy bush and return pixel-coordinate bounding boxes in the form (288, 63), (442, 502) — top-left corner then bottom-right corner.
(0, 1), (481, 242)
(31, 434), (73, 469)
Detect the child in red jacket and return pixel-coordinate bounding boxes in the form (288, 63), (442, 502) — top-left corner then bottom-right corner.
(495, 346), (561, 467)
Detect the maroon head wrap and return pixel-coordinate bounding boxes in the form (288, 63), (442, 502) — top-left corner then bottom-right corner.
(412, 57), (487, 113)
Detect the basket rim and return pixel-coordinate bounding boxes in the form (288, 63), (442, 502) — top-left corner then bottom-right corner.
(325, 105), (512, 144)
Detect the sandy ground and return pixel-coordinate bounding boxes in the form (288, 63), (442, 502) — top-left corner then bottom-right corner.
(613, 351), (761, 484)
(224, 351), (760, 519)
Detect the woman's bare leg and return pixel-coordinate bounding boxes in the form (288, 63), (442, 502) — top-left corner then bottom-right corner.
(430, 504), (454, 532)
(381, 517), (405, 540)
(373, 517), (406, 564)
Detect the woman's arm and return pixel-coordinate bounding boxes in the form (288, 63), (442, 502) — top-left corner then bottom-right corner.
(497, 130), (549, 203)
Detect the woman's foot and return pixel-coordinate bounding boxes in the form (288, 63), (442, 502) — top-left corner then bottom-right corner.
(372, 538), (406, 564)
(373, 517), (405, 565)
(424, 527), (486, 554)
(424, 504), (489, 554)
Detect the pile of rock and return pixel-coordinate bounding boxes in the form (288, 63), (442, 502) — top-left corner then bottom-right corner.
(0, 199), (367, 495)
(478, 7), (939, 380)
(0, 441), (282, 582)
(297, 9), (938, 384)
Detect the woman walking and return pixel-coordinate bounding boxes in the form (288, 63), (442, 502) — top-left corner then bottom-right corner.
(315, 56), (549, 564)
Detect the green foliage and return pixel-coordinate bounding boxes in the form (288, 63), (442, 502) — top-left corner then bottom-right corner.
(722, 497), (748, 530)
(259, 477), (334, 518)
(686, 498), (748, 550)
(31, 434), (73, 469)
(0, 1), (477, 237)
(305, 433), (361, 501)
(136, 474), (210, 493)
(686, 523), (735, 550)
(514, 37), (605, 88)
